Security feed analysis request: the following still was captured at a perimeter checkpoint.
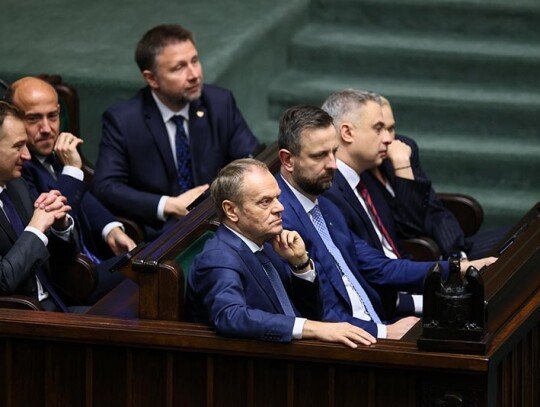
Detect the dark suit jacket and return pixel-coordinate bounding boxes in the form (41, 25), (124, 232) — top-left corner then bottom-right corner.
(0, 178), (76, 299)
(375, 134), (470, 258)
(276, 175), (446, 337)
(324, 169), (408, 258)
(93, 85), (261, 238)
(186, 226), (319, 342)
(22, 156), (117, 257)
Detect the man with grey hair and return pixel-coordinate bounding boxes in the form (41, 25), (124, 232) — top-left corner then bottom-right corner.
(322, 89), (406, 259)
(276, 104), (496, 339)
(186, 158), (376, 348)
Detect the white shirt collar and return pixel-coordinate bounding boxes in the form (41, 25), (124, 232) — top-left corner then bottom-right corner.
(224, 224), (263, 253)
(279, 174), (318, 214)
(151, 90), (190, 123)
(336, 159), (362, 191)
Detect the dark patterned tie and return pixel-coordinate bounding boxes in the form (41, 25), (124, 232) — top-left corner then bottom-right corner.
(171, 115), (194, 192)
(357, 180), (401, 258)
(0, 190), (25, 236)
(0, 189), (68, 312)
(255, 249), (296, 316)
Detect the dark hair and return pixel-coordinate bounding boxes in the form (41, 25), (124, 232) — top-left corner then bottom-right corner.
(135, 24), (195, 72)
(278, 105), (334, 156)
(211, 158), (268, 222)
(0, 101), (24, 131)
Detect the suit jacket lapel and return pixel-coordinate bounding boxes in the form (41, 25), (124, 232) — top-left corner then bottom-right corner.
(362, 171), (400, 242)
(335, 170), (383, 251)
(277, 177), (352, 308)
(218, 227), (284, 314)
(0, 180), (32, 242)
(30, 156), (57, 190)
(188, 97), (209, 186)
(142, 88), (179, 188)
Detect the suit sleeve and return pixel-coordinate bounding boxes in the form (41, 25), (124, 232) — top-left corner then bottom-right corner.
(351, 233), (448, 292)
(93, 109), (163, 225)
(0, 232), (49, 294)
(391, 136), (469, 257)
(189, 249), (296, 342)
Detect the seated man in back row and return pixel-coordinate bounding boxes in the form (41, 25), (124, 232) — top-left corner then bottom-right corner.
(187, 158), (376, 348)
(7, 77), (136, 304)
(370, 96), (510, 260)
(93, 24), (262, 240)
(0, 101), (76, 312)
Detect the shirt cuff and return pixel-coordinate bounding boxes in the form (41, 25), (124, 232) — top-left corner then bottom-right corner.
(101, 221), (124, 242)
(24, 226), (48, 246)
(291, 263), (316, 282)
(293, 317), (307, 339)
(50, 214), (75, 242)
(157, 196), (169, 221)
(376, 323), (387, 339)
(412, 294), (423, 314)
(62, 166), (84, 181)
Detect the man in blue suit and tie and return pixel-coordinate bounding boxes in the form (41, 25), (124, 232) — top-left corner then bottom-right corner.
(8, 77), (136, 304)
(187, 158), (376, 348)
(93, 24), (262, 240)
(275, 105), (496, 339)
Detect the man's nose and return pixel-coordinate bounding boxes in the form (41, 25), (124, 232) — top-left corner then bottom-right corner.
(20, 145), (31, 161)
(39, 118), (52, 133)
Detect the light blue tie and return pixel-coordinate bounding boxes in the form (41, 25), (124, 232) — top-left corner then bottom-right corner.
(309, 204), (382, 324)
(255, 250), (296, 316)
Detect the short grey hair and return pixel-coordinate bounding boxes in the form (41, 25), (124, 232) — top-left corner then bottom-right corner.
(321, 89), (382, 127)
(211, 158), (269, 222)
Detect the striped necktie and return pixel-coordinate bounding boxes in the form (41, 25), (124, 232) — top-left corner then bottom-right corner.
(309, 204), (382, 323)
(357, 180), (401, 258)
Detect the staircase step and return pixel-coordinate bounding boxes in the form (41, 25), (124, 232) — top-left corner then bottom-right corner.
(267, 71), (540, 141)
(312, 0), (540, 39)
(289, 24), (540, 89)
(417, 143), (540, 192)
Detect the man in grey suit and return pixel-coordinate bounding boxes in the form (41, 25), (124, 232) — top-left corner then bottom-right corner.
(0, 101), (73, 311)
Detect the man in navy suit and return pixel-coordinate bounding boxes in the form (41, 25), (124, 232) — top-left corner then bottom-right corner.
(321, 90), (405, 259)
(323, 90), (506, 260)
(276, 105), (496, 339)
(8, 77), (136, 304)
(187, 158), (376, 348)
(0, 101), (75, 311)
(93, 24), (262, 240)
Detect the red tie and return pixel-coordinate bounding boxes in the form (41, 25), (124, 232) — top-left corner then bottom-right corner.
(357, 180), (401, 258)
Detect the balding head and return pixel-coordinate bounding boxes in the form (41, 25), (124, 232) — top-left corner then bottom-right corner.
(6, 76), (61, 156)
(7, 76), (58, 108)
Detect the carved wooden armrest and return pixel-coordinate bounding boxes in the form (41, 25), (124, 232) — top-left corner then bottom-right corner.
(0, 294), (43, 311)
(401, 236), (442, 261)
(437, 193), (484, 237)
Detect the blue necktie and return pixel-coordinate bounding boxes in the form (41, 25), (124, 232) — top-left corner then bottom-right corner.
(0, 189), (68, 312)
(171, 115), (194, 192)
(0, 190), (25, 236)
(309, 204), (382, 324)
(255, 250), (296, 316)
